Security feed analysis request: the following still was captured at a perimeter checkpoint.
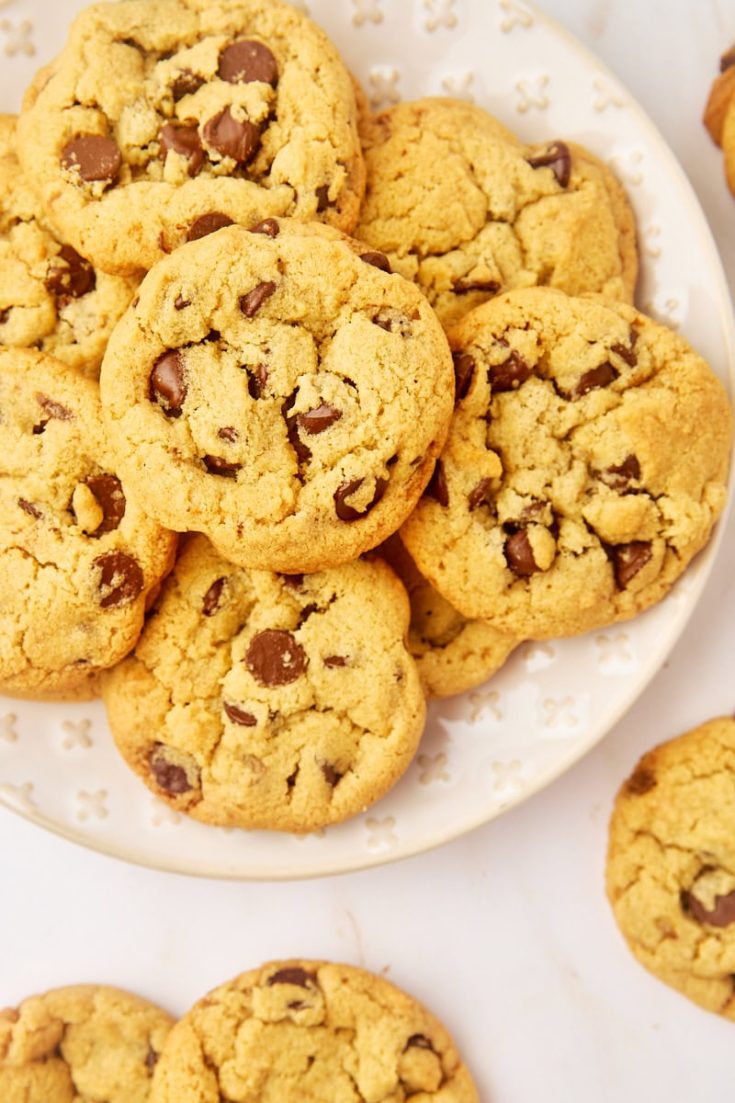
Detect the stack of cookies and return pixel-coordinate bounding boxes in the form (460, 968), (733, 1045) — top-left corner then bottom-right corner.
(0, 0), (731, 836)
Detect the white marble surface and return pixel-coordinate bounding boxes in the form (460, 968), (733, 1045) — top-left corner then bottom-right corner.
(1, 1), (735, 1100)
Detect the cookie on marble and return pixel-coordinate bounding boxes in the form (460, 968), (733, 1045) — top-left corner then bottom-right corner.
(0, 349), (176, 699)
(0, 984), (174, 1103)
(401, 288), (732, 639)
(151, 960), (479, 1102)
(380, 535), (518, 699)
(0, 115), (137, 376)
(355, 98), (638, 327)
(100, 219), (454, 573)
(704, 45), (735, 195)
(102, 535), (425, 832)
(16, 0), (365, 274)
(607, 716), (735, 1020)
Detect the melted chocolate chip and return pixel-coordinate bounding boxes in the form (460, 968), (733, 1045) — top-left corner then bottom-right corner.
(223, 702), (257, 726)
(202, 577), (226, 616)
(45, 245), (95, 300)
(600, 454), (641, 491)
(0, 308), (9, 324)
(321, 763), (343, 787)
(246, 629), (307, 686)
(240, 281), (276, 317)
(489, 351), (532, 393)
(453, 277), (500, 295)
(218, 426), (238, 442)
(203, 107), (260, 165)
(360, 251), (391, 272)
(574, 362), (619, 398)
(315, 184), (333, 212)
(624, 767), (656, 796)
(405, 1034), (435, 1052)
(18, 498), (41, 518)
(267, 967), (314, 987)
(250, 217), (280, 238)
(35, 393), (73, 420)
(149, 745), (194, 795)
(61, 135), (122, 183)
(527, 140), (572, 187)
(172, 70), (205, 100)
(85, 474), (126, 534)
(611, 329), (639, 367)
(283, 392), (311, 464)
(334, 477), (387, 521)
(682, 888), (735, 927)
(94, 551), (144, 608)
(286, 767), (298, 792)
(203, 455), (241, 478)
(174, 293), (191, 310)
(187, 212), (234, 241)
(324, 655), (347, 668)
(159, 122), (204, 176)
(504, 530), (540, 576)
(424, 460), (449, 507)
(218, 39), (278, 85)
(145, 1048), (159, 1071)
(468, 477), (494, 510)
(721, 46), (735, 73)
(149, 350), (186, 416)
(452, 351), (475, 403)
(247, 363), (269, 398)
(610, 541), (652, 589)
(297, 404), (342, 434)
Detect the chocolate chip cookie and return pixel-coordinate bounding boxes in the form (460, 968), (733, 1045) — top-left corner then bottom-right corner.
(0, 984), (174, 1103)
(100, 219), (454, 573)
(15, 0), (365, 274)
(0, 115), (137, 376)
(704, 44), (735, 196)
(401, 288), (732, 639)
(102, 535), (425, 832)
(0, 349), (176, 699)
(355, 98), (638, 327)
(380, 535), (518, 699)
(150, 960), (479, 1102)
(607, 716), (735, 1020)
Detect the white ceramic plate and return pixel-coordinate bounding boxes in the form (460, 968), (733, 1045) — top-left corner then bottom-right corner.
(0, 0), (732, 879)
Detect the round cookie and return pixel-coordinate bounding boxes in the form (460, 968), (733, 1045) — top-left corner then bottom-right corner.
(380, 535), (518, 699)
(15, 0), (365, 275)
(0, 348), (176, 699)
(150, 960), (479, 1102)
(704, 45), (735, 195)
(355, 98), (638, 328)
(0, 115), (137, 376)
(102, 535), (426, 833)
(0, 984), (174, 1103)
(100, 219), (454, 573)
(401, 288), (732, 639)
(607, 717), (735, 1020)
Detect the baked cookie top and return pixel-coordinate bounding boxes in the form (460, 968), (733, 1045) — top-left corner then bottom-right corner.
(0, 984), (174, 1103)
(704, 45), (735, 196)
(401, 288), (732, 638)
(0, 116), (136, 376)
(607, 716), (735, 1020)
(151, 960), (479, 1102)
(100, 219), (454, 573)
(0, 349), (176, 699)
(355, 98), (638, 327)
(16, 0), (365, 274)
(380, 535), (517, 699)
(102, 536), (426, 833)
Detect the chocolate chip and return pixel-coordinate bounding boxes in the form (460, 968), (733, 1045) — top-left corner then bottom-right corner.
(600, 454), (641, 491)
(149, 350), (186, 416)
(721, 45), (735, 73)
(324, 655), (347, 668)
(246, 629), (307, 686)
(203, 455), (241, 478)
(423, 460), (449, 507)
(0, 308), (9, 324)
(360, 251), (391, 272)
(18, 498), (41, 518)
(453, 277), (500, 295)
(218, 40), (278, 86)
(283, 392), (311, 464)
(610, 541), (652, 589)
(682, 888), (735, 927)
(94, 551), (144, 608)
(574, 362), (618, 398)
(240, 281), (276, 317)
(334, 477), (387, 521)
(203, 107), (260, 165)
(315, 184), (333, 212)
(489, 351), (532, 393)
(45, 245), (95, 300)
(32, 421), (47, 435)
(624, 767), (656, 796)
(172, 70), (205, 101)
(286, 767), (298, 791)
(174, 293), (191, 310)
(159, 122), (204, 177)
(247, 363), (269, 398)
(202, 577), (226, 616)
(610, 329), (639, 367)
(405, 1034), (435, 1052)
(267, 967), (314, 987)
(223, 702), (257, 726)
(35, 394), (72, 423)
(149, 744), (195, 795)
(187, 212), (234, 241)
(85, 474), (126, 534)
(281, 574), (304, 589)
(321, 763), (342, 787)
(468, 477), (494, 510)
(145, 1048), (159, 1071)
(218, 426), (238, 442)
(527, 140), (572, 187)
(250, 217), (280, 237)
(297, 404), (342, 434)
(452, 351), (475, 402)
(61, 135), (122, 183)
(504, 530), (540, 576)
(297, 603), (320, 627)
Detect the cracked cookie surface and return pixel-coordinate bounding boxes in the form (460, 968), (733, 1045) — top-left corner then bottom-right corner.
(606, 716), (735, 1020)
(0, 984), (174, 1103)
(150, 960), (478, 1102)
(0, 116), (137, 376)
(102, 535), (426, 832)
(355, 98), (638, 328)
(0, 348), (176, 699)
(16, 0), (365, 274)
(100, 219), (454, 573)
(401, 288), (732, 639)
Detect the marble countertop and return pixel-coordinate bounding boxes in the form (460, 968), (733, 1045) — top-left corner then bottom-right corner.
(1, 2), (734, 1100)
